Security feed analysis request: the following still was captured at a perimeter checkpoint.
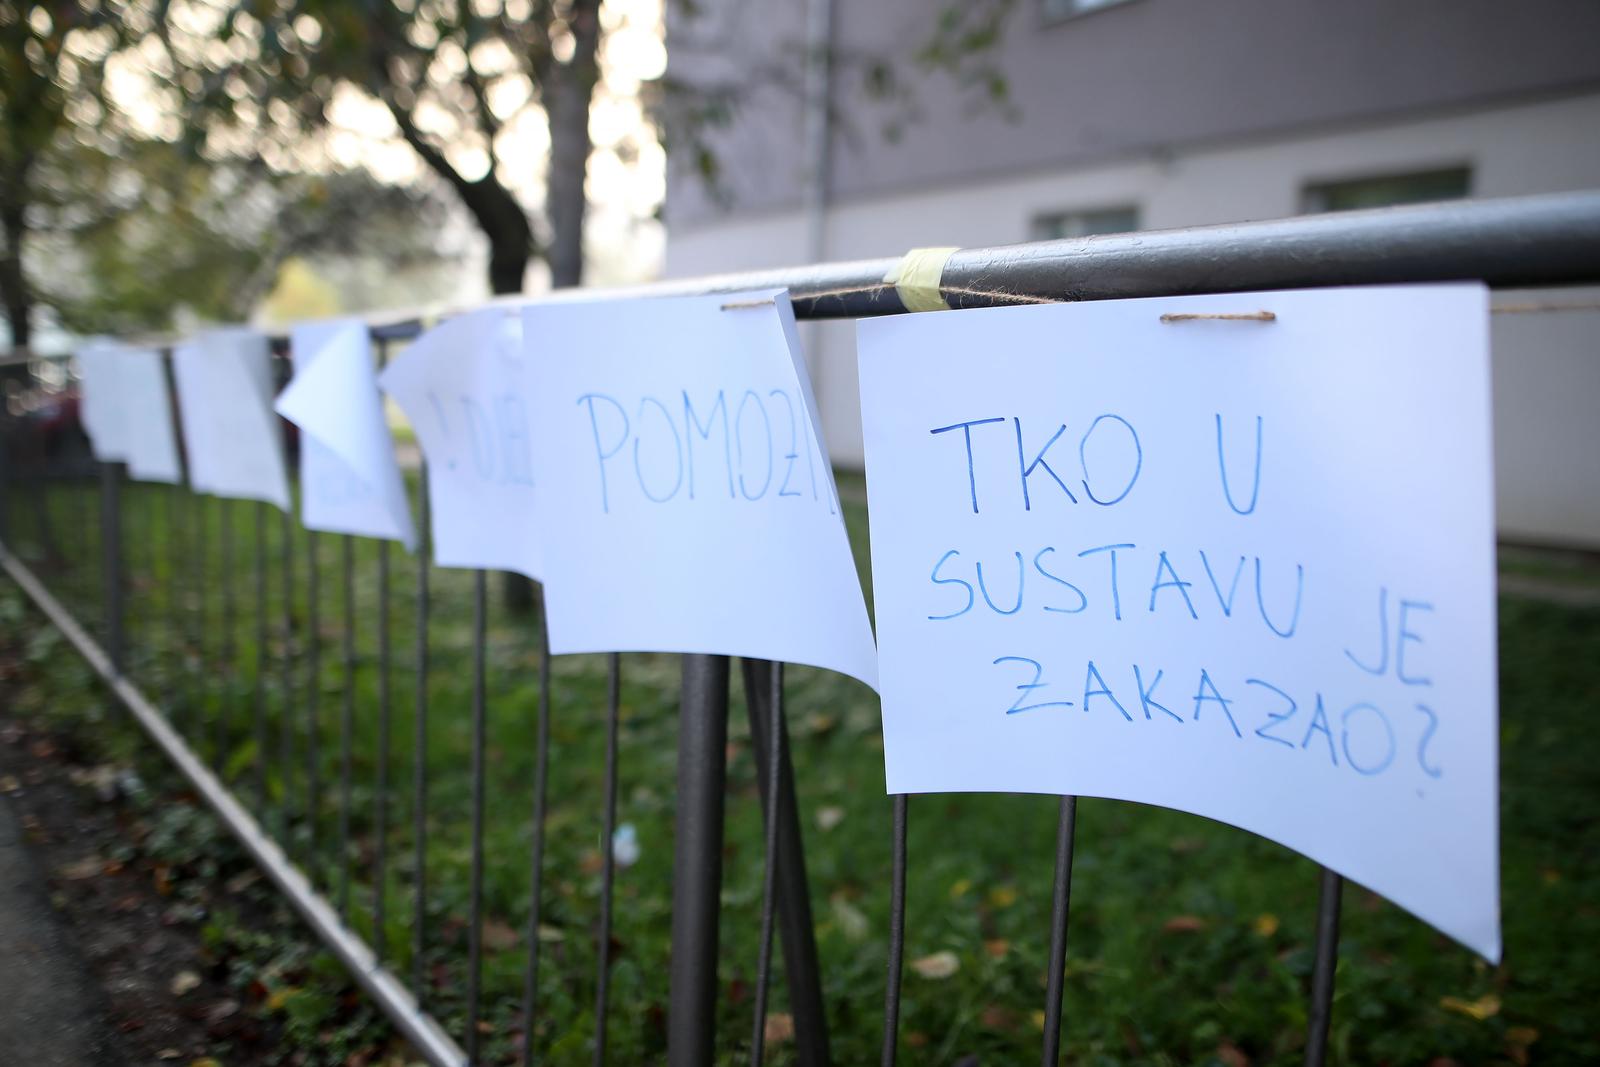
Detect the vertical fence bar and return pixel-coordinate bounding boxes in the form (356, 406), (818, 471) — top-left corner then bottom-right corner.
(71, 449), (90, 602)
(191, 490), (208, 746)
(1304, 868), (1343, 1067)
(519, 589), (552, 1066)
(668, 654), (730, 1067)
(1041, 796), (1078, 1066)
(160, 350), (182, 709)
(220, 501), (236, 765)
(141, 482), (155, 672)
(411, 466), (429, 1002)
(306, 528), (322, 868)
(374, 535), (392, 954)
(99, 462), (124, 673)
(466, 569), (487, 1064)
(254, 502), (269, 810)
(741, 659), (831, 1067)
(881, 795), (908, 1067)
(30, 454), (48, 567)
(0, 408), (9, 546)
(165, 484), (180, 709)
(593, 652), (622, 1067)
(173, 485), (189, 712)
(374, 337), (394, 957)
(749, 661), (782, 1067)
(199, 496), (214, 755)
(280, 505), (296, 842)
(338, 533), (356, 919)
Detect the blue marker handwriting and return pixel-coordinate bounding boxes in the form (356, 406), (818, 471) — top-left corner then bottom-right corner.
(931, 412), (1263, 517)
(424, 388), (536, 488)
(927, 543), (1304, 637)
(578, 387), (827, 514)
(991, 654), (1442, 784)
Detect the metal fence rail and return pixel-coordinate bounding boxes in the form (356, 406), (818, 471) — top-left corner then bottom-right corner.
(0, 190), (1597, 1067)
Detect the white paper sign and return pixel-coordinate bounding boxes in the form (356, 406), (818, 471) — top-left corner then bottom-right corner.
(117, 347), (183, 483)
(378, 309), (541, 577)
(76, 340), (132, 462)
(276, 319), (415, 549)
(525, 290), (877, 687)
(171, 328), (290, 510)
(858, 284), (1499, 960)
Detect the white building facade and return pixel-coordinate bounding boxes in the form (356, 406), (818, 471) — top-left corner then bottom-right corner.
(664, 0), (1600, 546)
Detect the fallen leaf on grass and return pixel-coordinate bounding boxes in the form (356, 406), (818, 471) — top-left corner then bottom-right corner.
(987, 886), (1018, 909)
(763, 1012), (794, 1045)
(906, 1032), (929, 1048)
(910, 950), (960, 979)
(815, 806), (845, 832)
(58, 855), (106, 880)
(1252, 914), (1280, 937)
(482, 918), (520, 951)
(983, 939), (1010, 960)
(1440, 993), (1500, 1021)
(1216, 1041), (1250, 1067)
(980, 1004), (1019, 1032)
(802, 713), (837, 737)
(830, 893), (869, 942)
(266, 985), (302, 1011)
(1163, 915), (1208, 934)
(224, 868), (261, 894)
(948, 878), (972, 900)
(170, 970), (201, 996)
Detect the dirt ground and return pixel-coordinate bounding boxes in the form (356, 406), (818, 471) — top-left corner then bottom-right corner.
(0, 713), (292, 1065)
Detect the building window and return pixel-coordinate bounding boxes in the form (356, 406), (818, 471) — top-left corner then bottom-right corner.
(1043, 0), (1135, 22)
(1030, 205), (1140, 241)
(1302, 167), (1472, 214)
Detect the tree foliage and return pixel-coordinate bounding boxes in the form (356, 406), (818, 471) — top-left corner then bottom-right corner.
(160, 0), (617, 295)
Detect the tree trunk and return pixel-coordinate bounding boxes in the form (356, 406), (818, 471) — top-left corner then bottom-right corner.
(500, 4), (600, 612)
(0, 201), (31, 352)
(544, 0), (601, 291)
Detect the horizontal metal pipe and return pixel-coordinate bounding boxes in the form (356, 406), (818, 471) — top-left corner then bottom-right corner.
(0, 544), (467, 1067)
(356, 191), (1600, 327)
(72, 192), (1598, 357)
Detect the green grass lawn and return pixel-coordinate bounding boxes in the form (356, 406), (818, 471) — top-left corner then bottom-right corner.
(4, 472), (1598, 1065)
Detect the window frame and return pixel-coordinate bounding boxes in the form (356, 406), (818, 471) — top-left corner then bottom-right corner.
(1029, 204), (1142, 242)
(1300, 165), (1474, 215)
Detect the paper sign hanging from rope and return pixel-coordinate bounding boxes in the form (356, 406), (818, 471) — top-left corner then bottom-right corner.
(378, 308), (541, 577)
(524, 290), (877, 688)
(117, 347), (182, 484)
(857, 284), (1499, 961)
(172, 328), (290, 510)
(76, 340), (133, 464)
(276, 319), (415, 549)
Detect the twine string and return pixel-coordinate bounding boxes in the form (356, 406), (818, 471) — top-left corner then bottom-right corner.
(725, 284), (1600, 317)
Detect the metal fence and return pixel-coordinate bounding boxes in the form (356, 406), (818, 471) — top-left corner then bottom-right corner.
(1, 189), (1598, 1067)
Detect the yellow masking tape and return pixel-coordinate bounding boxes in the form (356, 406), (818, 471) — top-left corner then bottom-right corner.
(884, 246), (959, 313)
